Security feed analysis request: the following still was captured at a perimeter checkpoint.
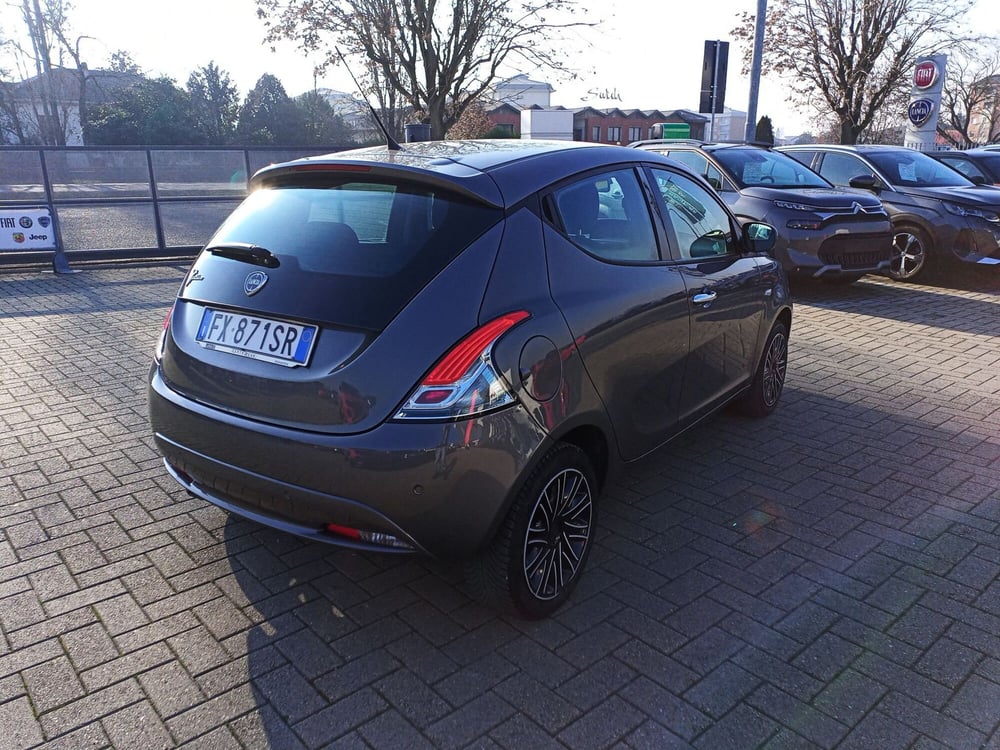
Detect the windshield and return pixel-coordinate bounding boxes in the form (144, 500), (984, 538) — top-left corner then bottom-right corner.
(711, 147), (831, 189)
(867, 150), (974, 188)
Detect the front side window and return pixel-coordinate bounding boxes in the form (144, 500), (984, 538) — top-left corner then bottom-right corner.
(551, 168), (659, 262)
(651, 168), (736, 260)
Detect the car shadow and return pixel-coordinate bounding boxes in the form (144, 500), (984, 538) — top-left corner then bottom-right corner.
(221, 375), (999, 746)
(790, 271), (998, 337)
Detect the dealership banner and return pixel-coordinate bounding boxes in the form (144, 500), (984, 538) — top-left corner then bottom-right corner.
(0, 208), (57, 251)
(904, 54), (947, 151)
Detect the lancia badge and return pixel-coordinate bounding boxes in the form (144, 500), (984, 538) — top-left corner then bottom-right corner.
(244, 271), (268, 296)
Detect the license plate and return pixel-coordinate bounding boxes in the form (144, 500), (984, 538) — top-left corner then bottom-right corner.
(195, 308), (317, 367)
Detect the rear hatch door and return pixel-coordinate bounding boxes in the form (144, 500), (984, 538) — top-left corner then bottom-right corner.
(160, 167), (505, 434)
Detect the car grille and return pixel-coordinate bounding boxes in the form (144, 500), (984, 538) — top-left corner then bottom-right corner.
(818, 234), (892, 269)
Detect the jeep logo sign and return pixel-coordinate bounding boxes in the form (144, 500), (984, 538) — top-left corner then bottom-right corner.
(914, 60), (938, 89)
(908, 99), (935, 128)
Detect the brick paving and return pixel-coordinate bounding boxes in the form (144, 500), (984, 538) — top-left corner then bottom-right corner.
(0, 261), (998, 749)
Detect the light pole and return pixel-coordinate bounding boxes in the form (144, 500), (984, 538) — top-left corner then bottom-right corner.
(744, 0), (768, 142)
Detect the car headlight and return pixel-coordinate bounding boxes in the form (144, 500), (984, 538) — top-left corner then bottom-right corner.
(943, 202), (1000, 222)
(774, 200), (815, 212)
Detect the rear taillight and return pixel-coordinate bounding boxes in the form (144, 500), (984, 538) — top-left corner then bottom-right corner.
(394, 311), (530, 421)
(154, 304), (174, 362)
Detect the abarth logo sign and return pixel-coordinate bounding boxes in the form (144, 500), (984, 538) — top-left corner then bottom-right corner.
(908, 99), (935, 128)
(244, 271), (268, 296)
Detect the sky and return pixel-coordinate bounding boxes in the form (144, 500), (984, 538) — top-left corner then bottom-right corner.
(33, 0), (1000, 138)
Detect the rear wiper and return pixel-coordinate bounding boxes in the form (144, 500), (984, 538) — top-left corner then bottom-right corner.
(206, 242), (279, 268)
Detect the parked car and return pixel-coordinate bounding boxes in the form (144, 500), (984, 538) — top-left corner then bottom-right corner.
(928, 148), (1000, 186)
(779, 144), (1000, 280)
(630, 140), (893, 284)
(147, 139), (792, 618)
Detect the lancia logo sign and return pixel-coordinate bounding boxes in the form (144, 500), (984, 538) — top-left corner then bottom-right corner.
(244, 271), (268, 296)
(908, 99), (935, 128)
(914, 61), (939, 89)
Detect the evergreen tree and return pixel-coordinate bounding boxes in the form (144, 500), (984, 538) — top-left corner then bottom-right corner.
(86, 77), (201, 145)
(755, 115), (775, 145)
(236, 74), (306, 145)
(187, 62), (239, 145)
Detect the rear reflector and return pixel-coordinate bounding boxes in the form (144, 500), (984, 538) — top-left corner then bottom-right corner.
(325, 523), (414, 550)
(325, 523), (361, 540)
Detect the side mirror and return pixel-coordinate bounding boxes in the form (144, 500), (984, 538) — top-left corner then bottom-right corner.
(743, 222), (776, 254)
(690, 232), (727, 257)
(849, 174), (881, 193)
(968, 174), (988, 185)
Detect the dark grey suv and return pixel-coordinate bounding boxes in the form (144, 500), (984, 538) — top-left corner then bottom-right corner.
(631, 140), (893, 283)
(148, 139), (792, 618)
(779, 144), (1000, 281)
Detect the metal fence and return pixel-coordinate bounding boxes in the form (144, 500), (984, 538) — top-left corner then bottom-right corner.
(0, 145), (350, 271)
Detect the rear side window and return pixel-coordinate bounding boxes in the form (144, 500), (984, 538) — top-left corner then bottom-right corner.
(666, 150), (726, 190)
(206, 179), (503, 329)
(551, 168), (660, 262)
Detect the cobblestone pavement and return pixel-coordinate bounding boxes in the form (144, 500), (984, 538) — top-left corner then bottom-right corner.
(1, 261), (998, 749)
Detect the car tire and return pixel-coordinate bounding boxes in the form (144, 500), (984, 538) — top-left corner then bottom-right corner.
(889, 225), (931, 281)
(465, 443), (597, 619)
(735, 321), (788, 418)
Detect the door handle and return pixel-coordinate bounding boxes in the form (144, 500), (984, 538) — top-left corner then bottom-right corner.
(692, 291), (717, 304)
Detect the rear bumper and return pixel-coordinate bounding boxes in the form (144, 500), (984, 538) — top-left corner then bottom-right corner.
(148, 366), (547, 558)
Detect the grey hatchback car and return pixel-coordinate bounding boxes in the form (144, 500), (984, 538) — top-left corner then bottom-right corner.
(148, 139), (792, 618)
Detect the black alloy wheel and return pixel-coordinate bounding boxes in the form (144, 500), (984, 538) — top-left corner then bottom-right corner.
(522, 463), (593, 602)
(465, 443), (597, 619)
(735, 321), (788, 418)
(889, 226), (930, 281)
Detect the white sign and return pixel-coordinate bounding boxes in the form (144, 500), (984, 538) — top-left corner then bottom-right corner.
(0, 208), (57, 251)
(904, 54), (947, 152)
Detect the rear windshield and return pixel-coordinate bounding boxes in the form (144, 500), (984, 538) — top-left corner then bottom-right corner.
(207, 178), (503, 329)
(711, 147), (831, 189)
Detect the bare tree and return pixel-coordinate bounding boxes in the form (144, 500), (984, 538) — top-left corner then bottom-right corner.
(938, 44), (1000, 147)
(732, 0), (975, 144)
(3, 0), (93, 144)
(254, 0), (594, 140)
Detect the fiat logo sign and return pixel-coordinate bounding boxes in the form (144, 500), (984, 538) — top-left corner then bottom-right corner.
(908, 99), (935, 128)
(914, 61), (938, 89)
